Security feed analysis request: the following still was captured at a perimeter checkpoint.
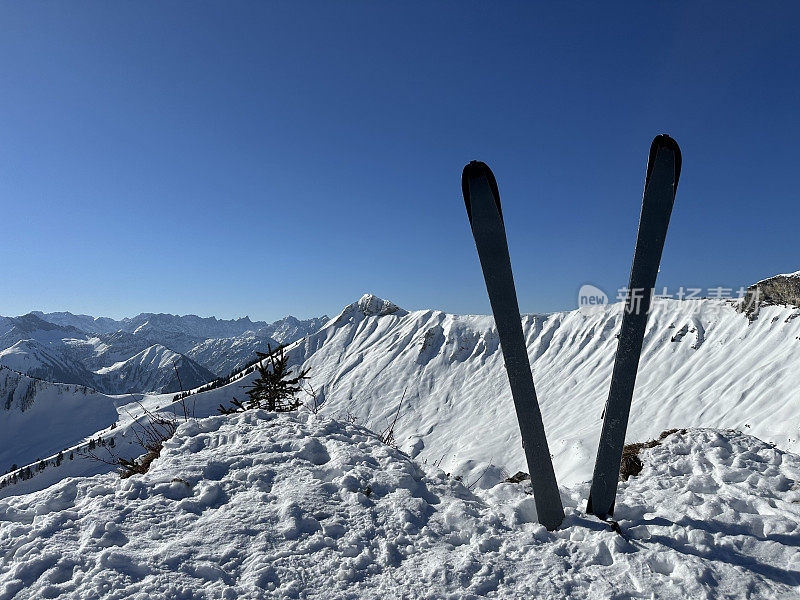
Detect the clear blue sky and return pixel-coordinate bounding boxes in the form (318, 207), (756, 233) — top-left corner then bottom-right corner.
(1, 2), (798, 321)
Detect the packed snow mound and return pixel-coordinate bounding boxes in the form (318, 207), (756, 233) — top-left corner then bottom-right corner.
(1, 414), (798, 599)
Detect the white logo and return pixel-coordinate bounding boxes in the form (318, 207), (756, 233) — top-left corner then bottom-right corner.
(578, 284), (609, 308)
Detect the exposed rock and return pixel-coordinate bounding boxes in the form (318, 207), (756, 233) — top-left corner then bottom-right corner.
(620, 428), (685, 481)
(504, 471), (530, 484)
(741, 271), (800, 317)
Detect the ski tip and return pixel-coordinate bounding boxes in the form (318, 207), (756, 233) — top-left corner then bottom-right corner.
(461, 161), (502, 224)
(646, 134), (682, 189)
(651, 134), (681, 160)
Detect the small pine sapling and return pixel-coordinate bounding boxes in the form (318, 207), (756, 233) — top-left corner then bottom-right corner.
(218, 345), (309, 414)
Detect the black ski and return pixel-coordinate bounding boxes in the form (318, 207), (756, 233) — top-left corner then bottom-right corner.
(462, 161), (564, 530)
(587, 134), (681, 518)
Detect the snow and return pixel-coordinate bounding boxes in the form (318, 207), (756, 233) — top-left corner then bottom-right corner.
(1, 412), (798, 599)
(185, 333), (278, 378)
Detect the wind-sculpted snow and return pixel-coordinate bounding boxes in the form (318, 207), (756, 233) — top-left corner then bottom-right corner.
(0, 414), (798, 599)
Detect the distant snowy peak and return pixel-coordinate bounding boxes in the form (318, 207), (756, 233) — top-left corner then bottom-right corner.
(126, 313), (261, 340)
(186, 332), (279, 378)
(334, 294), (406, 322)
(28, 311), (121, 335)
(0, 339), (96, 388)
(359, 293), (404, 316)
(28, 309), (328, 344)
(95, 344), (180, 374)
(94, 345), (216, 395)
(27, 310), (264, 339)
(262, 315), (329, 345)
(1, 313), (81, 338)
(0, 337), (211, 394)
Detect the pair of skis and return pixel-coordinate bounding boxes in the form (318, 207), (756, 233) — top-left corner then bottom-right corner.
(463, 135), (681, 529)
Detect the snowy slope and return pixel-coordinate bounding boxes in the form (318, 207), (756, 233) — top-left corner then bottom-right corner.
(0, 412), (798, 599)
(0, 339), (96, 388)
(0, 367), (120, 474)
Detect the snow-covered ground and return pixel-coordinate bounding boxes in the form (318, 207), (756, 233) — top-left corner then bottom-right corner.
(1, 411), (798, 599)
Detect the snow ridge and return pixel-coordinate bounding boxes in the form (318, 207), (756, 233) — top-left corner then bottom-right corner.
(271, 296), (800, 488)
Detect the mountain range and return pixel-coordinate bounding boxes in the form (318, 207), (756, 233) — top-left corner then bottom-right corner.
(0, 311), (328, 394)
(2, 271), (799, 499)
